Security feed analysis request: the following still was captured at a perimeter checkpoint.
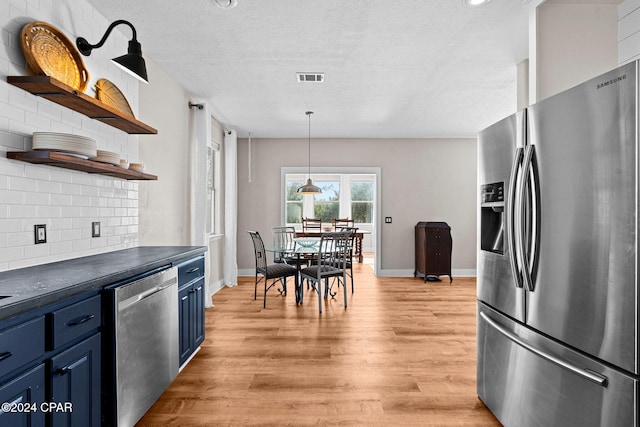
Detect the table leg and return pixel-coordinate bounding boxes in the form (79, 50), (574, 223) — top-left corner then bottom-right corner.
(295, 254), (303, 305)
(357, 236), (363, 263)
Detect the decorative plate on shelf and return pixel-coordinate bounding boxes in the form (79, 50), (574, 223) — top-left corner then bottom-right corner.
(32, 132), (97, 158)
(91, 150), (121, 166)
(94, 78), (135, 118)
(20, 21), (90, 92)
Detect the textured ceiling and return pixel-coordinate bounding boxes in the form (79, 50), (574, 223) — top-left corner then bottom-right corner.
(87, 0), (530, 138)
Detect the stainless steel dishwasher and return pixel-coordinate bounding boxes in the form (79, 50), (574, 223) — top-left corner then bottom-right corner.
(111, 267), (178, 427)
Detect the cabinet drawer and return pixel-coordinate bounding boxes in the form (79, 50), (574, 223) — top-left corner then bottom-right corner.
(178, 256), (205, 284)
(0, 317), (45, 380)
(50, 295), (101, 350)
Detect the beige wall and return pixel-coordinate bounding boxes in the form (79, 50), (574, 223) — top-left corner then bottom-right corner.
(536, 3), (619, 101)
(138, 59), (225, 290)
(138, 59), (191, 246)
(237, 137), (477, 276)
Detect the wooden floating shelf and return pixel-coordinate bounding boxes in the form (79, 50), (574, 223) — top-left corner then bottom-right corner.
(7, 76), (157, 135)
(7, 151), (157, 181)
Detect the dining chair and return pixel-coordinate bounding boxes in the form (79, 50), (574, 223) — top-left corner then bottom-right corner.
(332, 218), (354, 230)
(271, 226), (309, 267)
(302, 217), (322, 232)
(248, 230), (298, 308)
(338, 226), (358, 293)
(299, 231), (351, 313)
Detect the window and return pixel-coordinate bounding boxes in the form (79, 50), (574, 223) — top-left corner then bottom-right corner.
(283, 173), (375, 225)
(351, 180), (374, 223)
(313, 179), (340, 222)
(286, 180), (304, 224)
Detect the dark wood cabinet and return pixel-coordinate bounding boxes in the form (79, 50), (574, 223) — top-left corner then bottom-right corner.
(415, 222), (453, 283)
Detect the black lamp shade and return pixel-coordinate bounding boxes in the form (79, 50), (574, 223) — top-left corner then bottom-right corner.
(112, 40), (148, 83)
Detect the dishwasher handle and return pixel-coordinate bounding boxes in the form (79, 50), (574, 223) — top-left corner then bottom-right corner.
(118, 277), (178, 312)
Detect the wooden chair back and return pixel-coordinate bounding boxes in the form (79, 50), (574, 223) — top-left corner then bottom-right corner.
(302, 218), (322, 232)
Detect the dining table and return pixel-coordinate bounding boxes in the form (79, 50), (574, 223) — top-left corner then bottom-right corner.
(294, 229), (370, 263)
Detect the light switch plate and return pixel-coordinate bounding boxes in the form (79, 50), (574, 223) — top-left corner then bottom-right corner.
(92, 222), (101, 238)
(34, 224), (46, 244)
(385, 217), (392, 224)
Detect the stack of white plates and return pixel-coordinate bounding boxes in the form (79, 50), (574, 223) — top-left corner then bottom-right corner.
(92, 150), (120, 166)
(32, 132), (97, 159)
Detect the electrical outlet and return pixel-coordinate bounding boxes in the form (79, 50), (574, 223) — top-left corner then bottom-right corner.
(34, 224), (46, 244)
(385, 217), (392, 224)
(92, 222), (101, 238)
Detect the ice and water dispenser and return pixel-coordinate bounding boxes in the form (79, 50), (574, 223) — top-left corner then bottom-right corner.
(480, 182), (504, 254)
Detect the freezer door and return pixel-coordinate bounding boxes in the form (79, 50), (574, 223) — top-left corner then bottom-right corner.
(477, 112), (525, 321)
(526, 61), (639, 374)
(477, 302), (637, 427)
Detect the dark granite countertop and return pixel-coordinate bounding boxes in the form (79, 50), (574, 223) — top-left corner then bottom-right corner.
(0, 246), (207, 322)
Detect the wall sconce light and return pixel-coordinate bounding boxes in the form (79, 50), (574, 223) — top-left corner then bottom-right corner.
(76, 19), (149, 83)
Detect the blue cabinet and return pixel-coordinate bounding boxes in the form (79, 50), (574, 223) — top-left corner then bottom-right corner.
(0, 364), (46, 427)
(50, 333), (101, 427)
(177, 256), (206, 367)
(0, 293), (101, 427)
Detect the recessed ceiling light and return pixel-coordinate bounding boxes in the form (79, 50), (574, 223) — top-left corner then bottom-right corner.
(462, 0), (491, 7)
(214, 0), (238, 9)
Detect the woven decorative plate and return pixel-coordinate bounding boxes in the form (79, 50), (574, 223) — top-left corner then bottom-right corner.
(94, 78), (135, 118)
(20, 21), (89, 92)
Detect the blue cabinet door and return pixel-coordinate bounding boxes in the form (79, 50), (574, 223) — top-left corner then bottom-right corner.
(178, 285), (194, 366)
(0, 364), (46, 427)
(50, 333), (101, 427)
(192, 278), (205, 349)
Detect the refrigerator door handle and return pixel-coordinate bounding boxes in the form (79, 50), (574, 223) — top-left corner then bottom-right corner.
(480, 312), (609, 387)
(507, 147), (524, 289)
(520, 144), (536, 292)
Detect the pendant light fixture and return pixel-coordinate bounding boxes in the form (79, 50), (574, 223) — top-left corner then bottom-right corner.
(297, 111), (322, 195)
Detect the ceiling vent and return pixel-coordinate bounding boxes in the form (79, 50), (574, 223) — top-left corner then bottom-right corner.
(297, 72), (324, 83)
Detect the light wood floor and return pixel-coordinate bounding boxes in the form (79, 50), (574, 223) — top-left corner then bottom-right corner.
(137, 263), (501, 426)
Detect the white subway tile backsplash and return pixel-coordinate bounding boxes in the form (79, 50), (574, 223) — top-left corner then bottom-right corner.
(36, 205), (61, 218)
(72, 239), (91, 252)
(9, 176), (37, 191)
(7, 231), (31, 247)
(25, 164), (51, 180)
(36, 180), (61, 194)
(0, 246), (24, 263)
(36, 101), (63, 122)
(9, 204), (37, 218)
(25, 191), (50, 205)
(0, 0), (141, 267)
(0, 100), (25, 123)
(60, 206), (83, 218)
(0, 189), (25, 204)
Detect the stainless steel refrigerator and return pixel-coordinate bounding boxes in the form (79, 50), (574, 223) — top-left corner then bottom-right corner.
(477, 61), (640, 426)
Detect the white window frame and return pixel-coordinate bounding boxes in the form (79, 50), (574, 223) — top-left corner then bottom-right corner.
(281, 167), (381, 276)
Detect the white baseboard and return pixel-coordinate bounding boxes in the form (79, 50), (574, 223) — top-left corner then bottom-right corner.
(238, 268), (476, 278)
